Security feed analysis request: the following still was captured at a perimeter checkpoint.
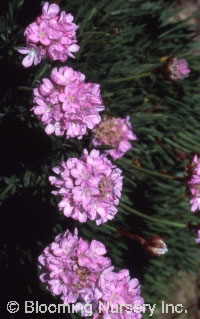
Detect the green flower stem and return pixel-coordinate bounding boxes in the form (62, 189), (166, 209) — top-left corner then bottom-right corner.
(79, 31), (111, 36)
(120, 201), (186, 228)
(103, 203), (186, 233)
(103, 224), (117, 232)
(0, 183), (14, 200)
(17, 86), (32, 91)
(130, 163), (184, 181)
(104, 72), (152, 83)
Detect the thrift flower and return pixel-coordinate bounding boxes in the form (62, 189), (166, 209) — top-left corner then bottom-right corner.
(38, 229), (144, 319)
(32, 66), (105, 139)
(17, 2), (79, 66)
(38, 229), (111, 304)
(49, 149), (123, 225)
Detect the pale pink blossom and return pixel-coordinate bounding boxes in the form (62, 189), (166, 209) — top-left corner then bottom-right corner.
(49, 149), (123, 225)
(38, 229), (111, 304)
(32, 66), (105, 139)
(38, 229), (145, 318)
(17, 2), (79, 67)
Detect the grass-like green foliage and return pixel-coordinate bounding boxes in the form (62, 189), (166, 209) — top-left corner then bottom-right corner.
(1, 0), (200, 318)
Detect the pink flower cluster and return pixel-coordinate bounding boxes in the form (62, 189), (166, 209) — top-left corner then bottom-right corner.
(92, 116), (137, 160)
(187, 155), (200, 212)
(38, 229), (144, 319)
(38, 229), (110, 304)
(32, 66), (105, 139)
(49, 149), (123, 225)
(17, 2), (79, 67)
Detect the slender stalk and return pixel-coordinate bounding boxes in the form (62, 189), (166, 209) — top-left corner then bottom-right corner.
(79, 31), (111, 36)
(103, 203), (186, 233)
(131, 163), (184, 181)
(103, 224), (117, 232)
(120, 201), (186, 228)
(17, 86), (32, 91)
(104, 72), (152, 83)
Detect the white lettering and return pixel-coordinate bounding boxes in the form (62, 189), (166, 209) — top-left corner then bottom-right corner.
(48, 304), (57, 313)
(175, 304), (183, 314)
(98, 301), (109, 313)
(25, 301), (34, 313)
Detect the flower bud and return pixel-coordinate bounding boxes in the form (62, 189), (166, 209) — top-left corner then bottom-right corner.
(118, 229), (168, 257)
(144, 235), (168, 256)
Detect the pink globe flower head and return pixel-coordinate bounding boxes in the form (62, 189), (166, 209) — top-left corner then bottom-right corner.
(17, 2), (79, 67)
(92, 116), (137, 160)
(187, 155), (200, 212)
(93, 267), (144, 319)
(32, 66), (105, 139)
(38, 229), (111, 304)
(49, 149), (123, 225)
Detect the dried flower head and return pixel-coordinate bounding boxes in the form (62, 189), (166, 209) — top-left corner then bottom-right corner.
(92, 116), (136, 160)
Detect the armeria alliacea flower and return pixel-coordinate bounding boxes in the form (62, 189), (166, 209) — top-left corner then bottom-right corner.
(32, 66), (105, 139)
(164, 57), (191, 82)
(38, 229), (144, 318)
(187, 155), (200, 212)
(93, 267), (144, 319)
(17, 2), (79, 67)
(49, 149), (123, 225)
(38, 229), (111, 304)
(92, 116), (137, 160)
